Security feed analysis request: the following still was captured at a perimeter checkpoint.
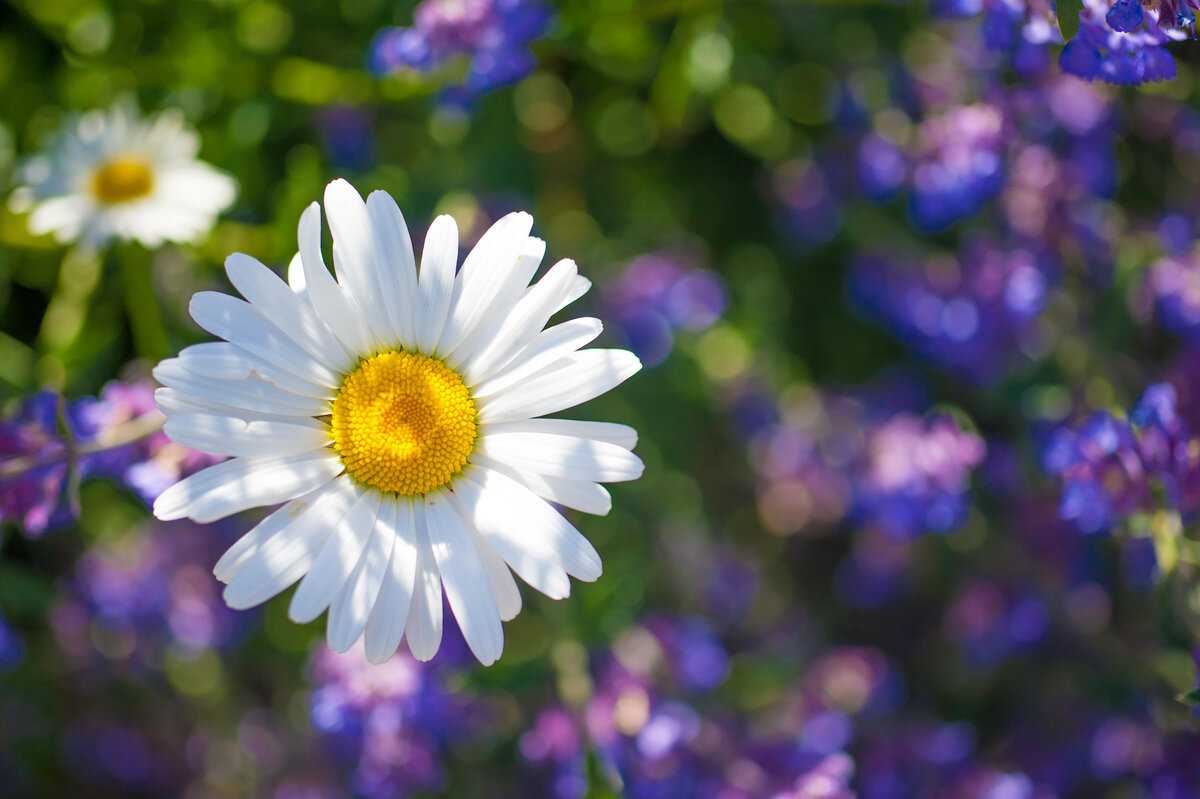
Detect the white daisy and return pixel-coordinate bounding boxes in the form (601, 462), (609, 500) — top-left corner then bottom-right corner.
(151, 179), (643, 665)
(9, 100), (237, 249)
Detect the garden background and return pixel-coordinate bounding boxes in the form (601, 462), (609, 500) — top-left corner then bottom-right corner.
(3, 0), (1200, 797)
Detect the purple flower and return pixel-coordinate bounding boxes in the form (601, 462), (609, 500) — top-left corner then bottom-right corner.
(746, 379), (984, 539)
(853, 414), (987, 539)
(307, 641), (489, 799)
(850, 239), (1053, 384)
(1060, 0), (1190, 86)
(1138, 250), (1200, 336)
(908, 104), (1007, 231)
(602, 250), (727, 367)
(370, 0), (552, 106)
(0, 381), (219, 537)
(52, 519), (247, 661)
(933, 0), (1062, 75)
(1041, 382), (1200, 535)
(521, 628), (872, 799)
(0, 391), (74, 536)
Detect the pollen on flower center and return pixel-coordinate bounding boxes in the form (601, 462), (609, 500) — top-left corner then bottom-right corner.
(91, 156), (154, 205)
(331, 350), (477, 496)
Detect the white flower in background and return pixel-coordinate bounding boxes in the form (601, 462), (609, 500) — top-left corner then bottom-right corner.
(9, 100), (237, 249)
(152, 179), (643, 666)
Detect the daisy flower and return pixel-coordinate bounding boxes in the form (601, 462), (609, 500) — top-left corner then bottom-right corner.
(9, 100), (237, 249)
(151, 179), (643, 665)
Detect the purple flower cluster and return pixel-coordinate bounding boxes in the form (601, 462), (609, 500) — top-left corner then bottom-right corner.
(0, 380), (217, 537)
(1, 391), (94, 536)
(748, 386), (985, 540)
(933, 0), (1062, 75)
(52, 519), (247, 661)
(1137, 249), (1200, 336)
(859, 104), (1007, 232)
(850, 239), (1052, 383)
(1041, 383), (1200, 534)
(856, 78), (1115, 257)
(370, 0), (552, 106)
(601, 251), (727, 367)
(1060, 0), (1191, 86)
(307, 641), (487, 798)
(853, 413), (988, 539)
(520, 618), (869, 799)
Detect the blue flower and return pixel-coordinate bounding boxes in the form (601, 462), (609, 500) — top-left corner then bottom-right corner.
(1060, 0), (1188, 86)
(370, 0), (552, 106)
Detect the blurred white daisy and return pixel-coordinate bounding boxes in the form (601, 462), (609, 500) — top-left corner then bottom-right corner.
(9, 100), (237, 249)
(152, 179), (643, 665)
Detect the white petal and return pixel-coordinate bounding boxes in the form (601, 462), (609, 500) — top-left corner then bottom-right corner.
(224, 252), (355, 374)
(558, 275), (591, 311)
(415, 215), (458, 355)
(188, 291), (342, 390)
(436, 211), (533, 358)
(445, 236), (546, 370)
(482, 419), (638, 450)
(164, 413), (331, 457)
(464, 516), (522, 622)
(287, 253), (309, 302)
(478, 432), (643, 484)
(471, 318), (603, 399)
(213, 483), (330, 583)
(461, 257), (577, 384)
(177, 342), (334, 399)
(153, 451), (343, 523)
(471, 453), (612, 516)
(327, 504), (395, 653)
(451, 469), (576, 598)
(154, 357), (329, 417)
(288, 488), (381, 623)
(478, 349), (642, 424)
(324, 179), (393, 349)
(298, 202), (375, 354)
(154, 387), (314, 424)
(221, 477), (357, 609)
(363, 498), (420, 663)
(404, 506), (444, 661)
(366, 190), (419, 350)
(424, 490), (504, 666)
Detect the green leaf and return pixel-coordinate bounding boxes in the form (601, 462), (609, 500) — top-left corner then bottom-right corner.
(1056, 0), (1082, 41)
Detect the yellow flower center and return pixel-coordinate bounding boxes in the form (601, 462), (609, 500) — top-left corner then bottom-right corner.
(91, 156), (154, 205)
(331, 350), (477, 496)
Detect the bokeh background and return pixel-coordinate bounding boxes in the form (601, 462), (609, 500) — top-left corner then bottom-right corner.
(4, 0), (1200, 796)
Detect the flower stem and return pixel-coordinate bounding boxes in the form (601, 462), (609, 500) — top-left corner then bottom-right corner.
(118, 246), (170, 361)
(0, 410), (164, 481)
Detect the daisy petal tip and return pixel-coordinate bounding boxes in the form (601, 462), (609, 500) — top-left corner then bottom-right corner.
(324, 177), (364, 208)
(287, 593), (325, 625)
(431, 213), (459, 234)
(574, 560), (603, 583)
(363, 643), (395, 665)
(151, 492), (188, 522)
(222, 586), (260, 611)
(326, 630), (358, 655)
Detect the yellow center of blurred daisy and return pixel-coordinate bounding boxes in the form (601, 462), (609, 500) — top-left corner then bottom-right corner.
(91, 157), (154, 205)
(331, 350), (477, 496)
